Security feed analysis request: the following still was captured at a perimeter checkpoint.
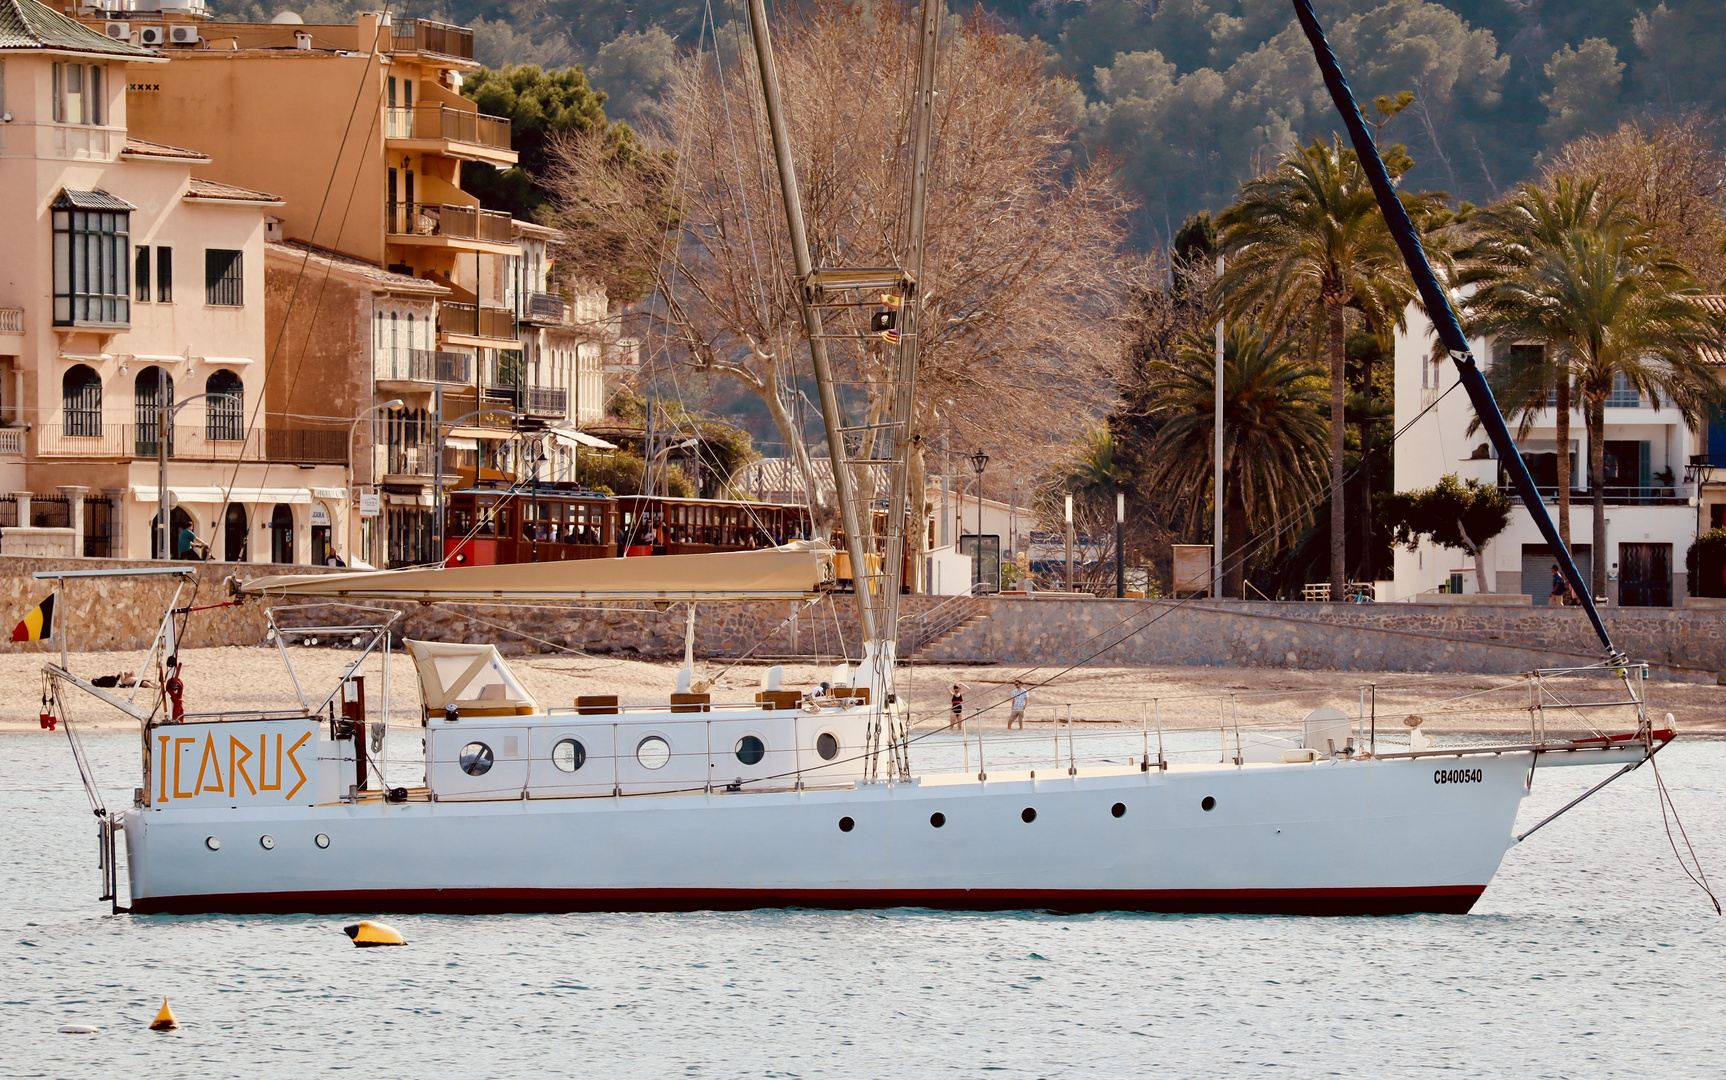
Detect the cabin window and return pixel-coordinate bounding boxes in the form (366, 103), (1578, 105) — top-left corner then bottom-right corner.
(735, 735), (765, 766)
(636, 735), (670, 770)
(551, 738), (586, 772)
(459, 741), (494, 776)
(816, 732), (839, 760)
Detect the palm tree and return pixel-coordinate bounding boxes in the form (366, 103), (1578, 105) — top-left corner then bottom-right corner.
(1215, 136), (1449, 596)
(1138, 324), (1331, 598)
(1461, 179), (1726, 598)
(1460, 179), (1637, 553)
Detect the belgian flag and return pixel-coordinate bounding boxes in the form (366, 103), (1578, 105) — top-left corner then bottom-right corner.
(12, 593), (55, 643)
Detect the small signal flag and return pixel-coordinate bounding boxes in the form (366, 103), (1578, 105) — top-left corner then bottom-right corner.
(12, 593), (55, 643)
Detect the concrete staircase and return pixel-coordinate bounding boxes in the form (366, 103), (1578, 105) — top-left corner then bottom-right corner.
(905, 595), (991, 660)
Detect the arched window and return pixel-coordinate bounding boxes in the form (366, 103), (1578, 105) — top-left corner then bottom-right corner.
(205, 370), (243, 441)
(61, 365), (102, 437)
(133, 366), (172, 456)
(223, 502), (248, 562)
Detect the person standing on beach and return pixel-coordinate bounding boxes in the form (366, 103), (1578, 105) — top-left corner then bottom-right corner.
(949, 684), (965, 729)
(1009, 681), (1028, 729)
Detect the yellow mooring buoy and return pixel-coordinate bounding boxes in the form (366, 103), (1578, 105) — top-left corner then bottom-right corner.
(149, 997), (178, 1031)
(343, 920), (406, 947)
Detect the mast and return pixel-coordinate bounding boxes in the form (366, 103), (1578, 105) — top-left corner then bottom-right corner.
(1290, 0), (1621, 662)
(745, 0), (878, 644)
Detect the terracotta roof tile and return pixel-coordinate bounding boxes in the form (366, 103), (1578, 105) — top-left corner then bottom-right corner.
(122, 137), (211, 162)
(184, 176), (283, 203)
(0, 0), (157, 56)
(266, 239), (450, 295)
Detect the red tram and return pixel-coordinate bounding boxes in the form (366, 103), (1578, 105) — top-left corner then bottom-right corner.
(442, 484), (810, 567)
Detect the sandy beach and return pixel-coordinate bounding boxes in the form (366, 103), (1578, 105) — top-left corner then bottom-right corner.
(6, 641), (1718, 737)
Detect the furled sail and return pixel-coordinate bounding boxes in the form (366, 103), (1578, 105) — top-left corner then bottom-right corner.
(238, 542), (837, 602)
(1290, 0), (1619, 660)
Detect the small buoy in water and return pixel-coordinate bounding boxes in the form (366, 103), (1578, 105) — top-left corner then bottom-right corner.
(149, 996), (178, 1031)
(343, 920), (405, 947)
(58, 1024), (98, 1035)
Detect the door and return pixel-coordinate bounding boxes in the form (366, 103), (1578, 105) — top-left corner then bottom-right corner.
(1521, 544), (1591, 606)
(1618, 543), (1672, 607)
(223, 503), (248, 562)
(270, 503), (295, 564)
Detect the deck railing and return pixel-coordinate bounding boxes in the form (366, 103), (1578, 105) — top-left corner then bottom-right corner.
(390, 18), (474, 60)
(375, 347), (472, 386)
(387, 201), (513, 244)
(440, 302), (517, 342)
(35, 423), (346, 463)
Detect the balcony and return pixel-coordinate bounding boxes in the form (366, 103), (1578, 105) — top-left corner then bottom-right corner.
(440, 302), (519, 346)
(1527, 485), (1695, 507)
(384, 103), (515, 166)
(391, 18), (475, 61)
(0, 308), (22, 334)
(387, 201), (517, 254)
(482, 384), (568, 418)
(375, 347), (472, 387)
(522, 291), (568, 325)
(0, 428), (21, 456)
(35, 423), (347, 464)
(384, 444), (435, 478)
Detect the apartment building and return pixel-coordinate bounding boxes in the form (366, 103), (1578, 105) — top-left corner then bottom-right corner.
(0, 0), (347, 562)
(1392, 306), (1705, 607)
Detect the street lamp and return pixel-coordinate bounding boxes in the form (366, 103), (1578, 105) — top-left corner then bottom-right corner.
(349, 399), (405, 566)
(1064, 492), (1074, 591)
(1115, 490), (1126, 599)
(154, 390), (235, 560)
(969, 450), (988, 590)
(530, 444), (548, 563)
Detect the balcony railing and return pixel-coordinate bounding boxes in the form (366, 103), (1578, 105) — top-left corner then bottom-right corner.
(0, 428), (22, 456)
(523, 292), (567, 324)
(36, 423), (347, 463)
(387, 201), (514, 244)
(385, 104), (510, 151)
(441, 302), (517, 342)
(385, 445), (434, 477)
(375, 347), (472, 385)
(0, 308), (22, 334)
(481, 384), (568, 418)
(1529, 484), (1694, 506)
(391, 18), (474, 60)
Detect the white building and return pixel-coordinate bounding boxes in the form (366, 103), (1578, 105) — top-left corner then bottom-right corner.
(1392, 307), (1703, 607)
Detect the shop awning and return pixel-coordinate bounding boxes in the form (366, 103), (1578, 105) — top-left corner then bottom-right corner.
(546, 426), (618, 450)
(132, 486), (313, 505)
(447, 425), (513, 441)
(238, 542), (838, 602)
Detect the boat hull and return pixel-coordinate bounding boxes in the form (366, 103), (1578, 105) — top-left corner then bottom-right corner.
(122, 753), (1535, 916)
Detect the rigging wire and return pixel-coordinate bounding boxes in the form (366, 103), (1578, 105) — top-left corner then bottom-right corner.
(1648, 751), (1722, 915)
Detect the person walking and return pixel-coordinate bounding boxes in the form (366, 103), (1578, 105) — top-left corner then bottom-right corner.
(949, 684), (965, 729)
(1549, 564), (1567, 606)
(1009, 680), (1028, 729)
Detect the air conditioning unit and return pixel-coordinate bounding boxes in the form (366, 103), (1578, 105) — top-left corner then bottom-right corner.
(138, 25), (166, 45)
(168, 25), (199, 44)
(104, 21), (130, 39)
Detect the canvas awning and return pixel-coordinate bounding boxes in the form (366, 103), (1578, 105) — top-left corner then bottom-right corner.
(133, 486), (312, 505)
(238, 542), (837, 602)
(546, 426), (618, 451)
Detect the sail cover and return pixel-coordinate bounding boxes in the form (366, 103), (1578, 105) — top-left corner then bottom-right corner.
(238, 543), (836, 602)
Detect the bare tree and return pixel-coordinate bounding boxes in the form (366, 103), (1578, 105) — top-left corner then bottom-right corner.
(545, 0), (1130, 557)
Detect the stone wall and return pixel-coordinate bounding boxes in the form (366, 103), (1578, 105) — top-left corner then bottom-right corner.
(3, 556), (1720, 679)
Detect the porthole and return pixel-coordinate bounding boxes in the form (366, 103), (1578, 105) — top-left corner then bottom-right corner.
(1021, 807), (1037, 824)
(816, 732), (840, 761)
(204, 836), (221, 851)
(735, 735), (765, 766)
(459, 741), (494, 776)
(838, 816), (855, 832)
(1111, 802), (1126, 818)
(552, 738), (587, 773)
(637, 735), (671, 770)
(314, 833), (331, 849)
(930, 812), (946, 828)
(259, 835), (275, 850)
(1201, 796), (1216, 811)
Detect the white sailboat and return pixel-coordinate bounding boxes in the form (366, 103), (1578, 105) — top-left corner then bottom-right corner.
(49, 0), (1679, 916)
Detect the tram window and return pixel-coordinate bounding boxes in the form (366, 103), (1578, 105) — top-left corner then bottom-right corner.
(475, 505), (495, 535)
(450, 509), (474, 535)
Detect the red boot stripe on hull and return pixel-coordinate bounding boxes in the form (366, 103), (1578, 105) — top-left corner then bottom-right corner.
(129, 885), (1487, 917)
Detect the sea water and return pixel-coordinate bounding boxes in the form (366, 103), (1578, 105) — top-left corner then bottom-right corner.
(4, 730), (1722, 1078)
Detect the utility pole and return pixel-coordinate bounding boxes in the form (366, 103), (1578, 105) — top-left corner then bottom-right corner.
(1213, 253), (1225, 599)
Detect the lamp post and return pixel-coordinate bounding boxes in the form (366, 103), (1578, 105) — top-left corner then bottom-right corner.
(1064, 492), (1074, 591)
(349, 399), (405, 566)
(1115, 490), (1126, 599)
(969, 450), (988, 590)
(530, 442), (548, 563)
(154, 390), (234, 560)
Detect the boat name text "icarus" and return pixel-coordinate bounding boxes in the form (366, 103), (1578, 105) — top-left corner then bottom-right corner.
(1433, 768), (1484, 785)
(151, 720), (318, 804)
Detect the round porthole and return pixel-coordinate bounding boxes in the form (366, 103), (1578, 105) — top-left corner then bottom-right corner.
(459, 741), (494, 776)
(735, 735), (765, 766)
(259, 835), (275, 850)
(1111, 802), (1126, 818)
(314, 833), (331, 849)
(838, 816), (855, 832)
(204, 836), (221, 851)
(930, 812), (946, 828)
(816, 732), (840, 761)
(1201, 796), (1216, 811)
(1021, 807), (1037, 823)
(552, 738), (587, 773)
(637, 735), (671, 770)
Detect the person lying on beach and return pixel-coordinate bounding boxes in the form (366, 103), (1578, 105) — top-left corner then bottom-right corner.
(91, 671), (154, 689)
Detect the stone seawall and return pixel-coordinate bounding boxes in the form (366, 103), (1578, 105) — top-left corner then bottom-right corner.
(2, 557), (1719, 678)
